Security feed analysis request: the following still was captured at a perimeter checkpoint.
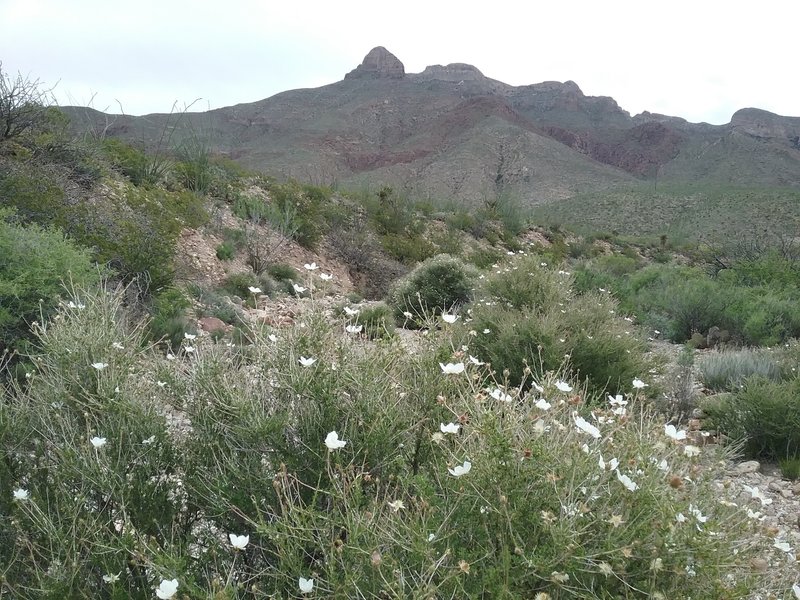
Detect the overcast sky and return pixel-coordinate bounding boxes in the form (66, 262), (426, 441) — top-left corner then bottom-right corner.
(2, 0), (798, 125)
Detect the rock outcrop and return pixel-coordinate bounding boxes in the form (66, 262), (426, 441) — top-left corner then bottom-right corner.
(344, 46), (405, 80)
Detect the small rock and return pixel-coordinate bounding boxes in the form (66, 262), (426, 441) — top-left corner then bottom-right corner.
(792, 482), (800, 496)
(687, 418), (702, 431)
(769, 480), (788, 492)
(749, 557), (769, 572)
(198, 316), (227, 334)
(733, 461), (761, 475)
(691, 408), (706, 419)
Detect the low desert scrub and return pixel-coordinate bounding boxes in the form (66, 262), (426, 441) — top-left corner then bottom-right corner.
(703, 376), (800, 462)
(467, 255), (653, 397)
(696, 348), (783, 392)
(1, 285), (786, 598)
(388, 254), (478, 325)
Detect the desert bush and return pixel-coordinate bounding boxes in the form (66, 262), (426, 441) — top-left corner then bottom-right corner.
(173, 135), (211, 194)
(380, 232), (437, 265)
(147, 287), (193, 349)
(704, 376), (800, 461)
(467, 255), (652, 396)
(779, 456), (800, 480)
(696, 348), (783, 392)
(0, 285), (782, 598)
(483, 257), (567, 312)
(388, 254), (478, 324)
(0, 167), (67, 226)
(353, 302), (396, 340)
(0, 209), (101, 354)
(266, 262), (297, 282)
(215, 241), (235, 260)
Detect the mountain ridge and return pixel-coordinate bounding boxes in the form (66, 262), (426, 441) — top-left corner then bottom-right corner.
(63, 47), (800, 204)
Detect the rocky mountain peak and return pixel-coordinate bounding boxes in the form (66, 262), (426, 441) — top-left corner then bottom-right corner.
(416, 63), (486, 82)
(344, 47), (405, 80)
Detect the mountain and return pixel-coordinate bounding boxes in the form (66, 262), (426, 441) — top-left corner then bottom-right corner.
(63, 47), (800, 207)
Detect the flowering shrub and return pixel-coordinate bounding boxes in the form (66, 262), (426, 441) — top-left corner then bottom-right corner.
(468, 256), (652, 397)
(0, 286), (787, 598)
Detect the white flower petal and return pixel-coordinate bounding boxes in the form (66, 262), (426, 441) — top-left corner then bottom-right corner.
(573, 414), (601, 439)
(448, 460), (472, 477)
(299, 577), (314, 594)
(439, 362), (465, 375)
(325, 431), (347, 450)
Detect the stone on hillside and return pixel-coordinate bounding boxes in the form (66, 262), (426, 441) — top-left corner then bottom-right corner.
(198, 316), (228, 334)
(345, 47), (405, 80)
(733, 460), (761, 475)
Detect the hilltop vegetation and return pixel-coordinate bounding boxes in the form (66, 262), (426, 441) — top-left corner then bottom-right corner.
(2, 66), (800, 598)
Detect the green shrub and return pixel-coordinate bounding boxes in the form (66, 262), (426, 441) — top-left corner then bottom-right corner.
(173, 136), (211, 194)
(483, 258), (566, 312)
(0, 168), (69, 227)
(222, 272), (262, 300)
(696, 348), (783, 392)
(355, 302), (396, 340)
(0, 210), (101, 354)
(465, 246), (504, 269)
(380, 232), (437, 265)
(215, 242), (234, 260)
(779, 456), (800, 480)
(388, 254), (478, 324)
(468, 289), (651, 397)
(147, 287), (192, 349)
(266, 263), (297, 282)
(704, 376), (800, 461)
(0, 286), (774, 598)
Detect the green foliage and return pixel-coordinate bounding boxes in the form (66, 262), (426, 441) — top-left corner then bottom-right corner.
(466, 246), (504, 269)
(215, 242), (235, 260)
(380, 232), (437, 265)
(0, 286), (775, 598)
(147, 287), (192, 349)
(0, 209), (100, 353)
(388, 254), (478, 323)
(366, 185), (415, 235)
(574, 255), (800, 346)
(269, 181), (331, 249)
(173, 135), (211, 194)
(483, 260), (566, 312)
(779, 456), (800, 480)
(468, 257), (651, 397)
(221, 272), (274, 302)
(1, 158), (207, 294)
(704, 376), (800, 461)
(0, 167), (67, 224)
(696, 348), (783, 392)
(355, 302), (396, 340)
(266, 263), (297, 282)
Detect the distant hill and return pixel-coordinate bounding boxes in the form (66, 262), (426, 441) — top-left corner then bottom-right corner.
(63, 47), (800, 215)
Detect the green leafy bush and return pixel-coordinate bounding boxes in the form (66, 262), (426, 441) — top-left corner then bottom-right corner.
(779, 456), (800, 480)
(354, 302), (396, 340)
(215, 241), (234, 260)
(704, 376), (800, 461)
(696, 348), (783, 392)
(468, 264), (651, 397)
(380, 232), (437, 265)
(0, 209), (100, 353)
(388, 254), (478, 324)
(147, 287), (192, 349)
(266, 263), (297, 282)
